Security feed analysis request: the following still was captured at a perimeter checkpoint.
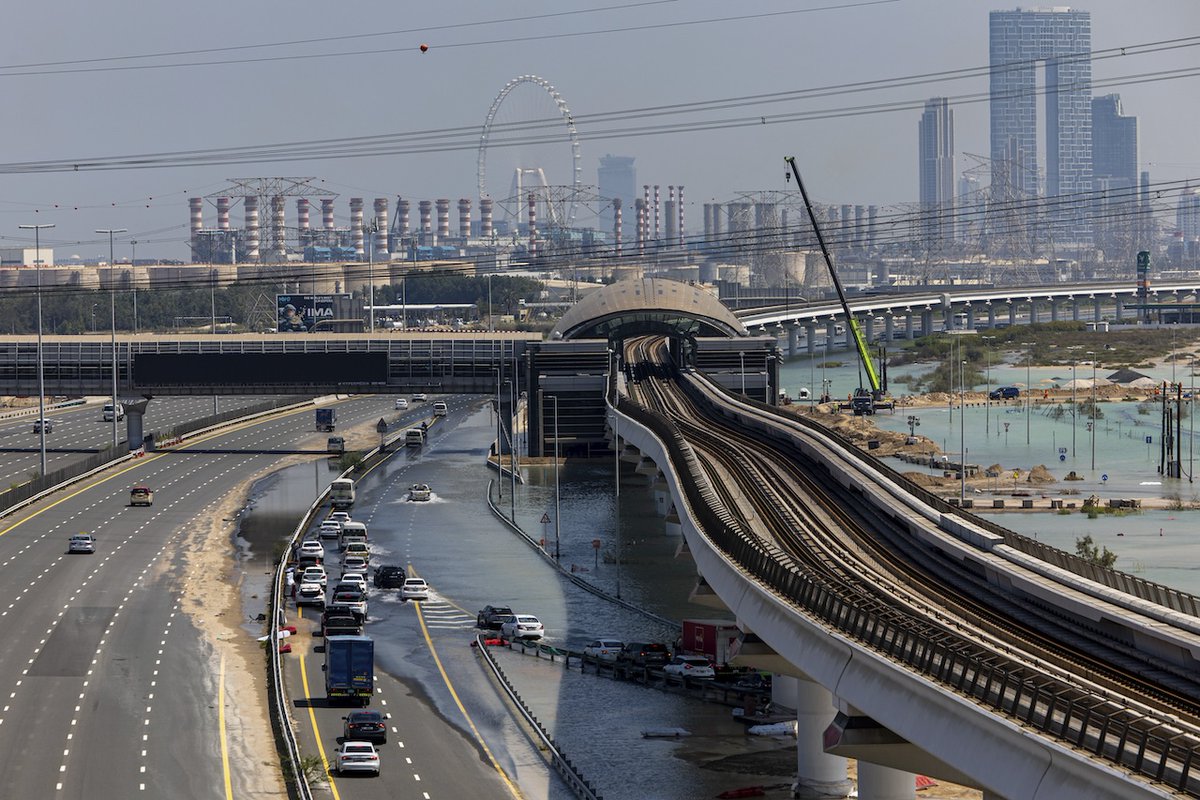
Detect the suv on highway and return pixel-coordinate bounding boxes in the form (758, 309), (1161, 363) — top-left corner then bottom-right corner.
(476, 605), (514, 629)
(617, 642), (671, 667)
(33, 418), (53, 434)
(373, 565), (407, 589)
(130, 486), (153, 506)
(989, 386), (1020, 400)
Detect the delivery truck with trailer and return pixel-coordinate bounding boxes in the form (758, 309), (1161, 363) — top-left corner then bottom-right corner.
(324, 635), (374, 705)
(680, 619), (741, 667)
(316, 408), (337, 432)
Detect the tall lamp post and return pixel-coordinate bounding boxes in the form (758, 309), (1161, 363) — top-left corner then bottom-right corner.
(129, 239), (138, 334)
(549, 394), (561, 562)
(20, 223), (55, 477)
(1021, 342), (1034, 445)
(960, 360), (967, 503)
(981, 336), (995, 438)
(366, 219), (377, 333)
(1071, 357), (1078, 458)
(1087, 351), (1097, 471)
(97, 227), (126, 449)
(494, 367), (502, 504)
(739, 351), (746, 395)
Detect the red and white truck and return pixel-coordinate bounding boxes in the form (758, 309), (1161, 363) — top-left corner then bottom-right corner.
(680, 619), (741, 666)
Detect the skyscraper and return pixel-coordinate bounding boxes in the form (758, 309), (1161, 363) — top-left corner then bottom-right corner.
(598, 155), (636, 244)
(1092, 94), (1138, 191)
(918, 97), (955, 245)
(989, 8), (1092, 244)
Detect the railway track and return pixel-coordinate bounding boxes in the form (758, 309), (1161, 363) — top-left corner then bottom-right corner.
(621, 335), (1200, 796)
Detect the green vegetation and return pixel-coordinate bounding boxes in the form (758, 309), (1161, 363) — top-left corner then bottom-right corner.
(1075, 534), (1118, 567)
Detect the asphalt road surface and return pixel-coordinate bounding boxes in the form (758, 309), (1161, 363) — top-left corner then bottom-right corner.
(0, 394), (415, 798)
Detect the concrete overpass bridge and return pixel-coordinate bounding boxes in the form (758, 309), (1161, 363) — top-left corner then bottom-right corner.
(736, 280), (1200, 356)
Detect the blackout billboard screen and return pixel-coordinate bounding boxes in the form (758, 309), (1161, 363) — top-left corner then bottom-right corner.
(133, 352), (387, 387)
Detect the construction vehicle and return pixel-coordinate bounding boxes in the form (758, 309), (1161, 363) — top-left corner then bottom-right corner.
(785, 156), (887, 415)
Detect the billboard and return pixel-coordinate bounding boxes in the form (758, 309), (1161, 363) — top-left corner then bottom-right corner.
(276, 294), (349, 332)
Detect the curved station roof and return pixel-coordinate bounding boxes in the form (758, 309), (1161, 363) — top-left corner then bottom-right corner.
(551, 278), (747, 341)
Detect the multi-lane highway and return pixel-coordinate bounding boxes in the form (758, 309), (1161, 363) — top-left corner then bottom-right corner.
(0, 393), (410, 798)
(0, 396), (297, 487)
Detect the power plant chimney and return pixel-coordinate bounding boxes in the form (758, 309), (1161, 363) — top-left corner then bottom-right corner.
(635, 198), (647, 255)
(436, 198), (450, 241)
(217, 197), (230, 231)
(612, 198), (622, 258)
(419, 200), (432, 242)
(480, 198), (494, 238)
(296, 199), (310, 233)
(321, 198), (335, 231)
(398, 198), (410, 237)
(189, 197), (203, 256)
(653, 185), (661, 240)
(350, 197), (365, 257)
(458, 198), (472, 239)
(373, 198), (389, 258)
(243, 196), (260, 261)
(677, 185), (684, 247)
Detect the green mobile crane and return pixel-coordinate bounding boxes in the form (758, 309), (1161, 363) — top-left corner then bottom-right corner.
(784, 156), (885, 414)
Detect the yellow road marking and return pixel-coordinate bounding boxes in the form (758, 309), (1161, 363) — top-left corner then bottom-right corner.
(412, 584), (525, 799)
(219, 653), (234, 800)
(297, 607), (343, 800)
(0, 403), (316, 539)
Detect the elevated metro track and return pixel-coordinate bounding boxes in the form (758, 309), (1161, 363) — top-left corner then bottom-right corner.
(619, 335), (1200, 798)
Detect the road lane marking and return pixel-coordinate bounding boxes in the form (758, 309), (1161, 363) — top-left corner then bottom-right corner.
(297, 631), (343, 800)
(412, 590), (524, 799)
(219, 652), (234, 800)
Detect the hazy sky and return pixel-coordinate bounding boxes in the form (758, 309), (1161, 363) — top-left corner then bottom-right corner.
(1, 0), (1196, 260)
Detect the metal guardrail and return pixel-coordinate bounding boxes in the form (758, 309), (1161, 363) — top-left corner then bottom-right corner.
(474, 634), (603, 800)
(617, 393), (1200, 796)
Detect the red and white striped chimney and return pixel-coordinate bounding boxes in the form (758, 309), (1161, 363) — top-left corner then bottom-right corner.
(435, 198), (450, 241)
(243, 196), (260, 260)
(189, 197), (203, 255)
(677, 185), (684, 247)
(321, 199), (335, 231)
(350, 198), (364, 257)
(373, 198), (389, 257)
(458, 198), (471, 238)
(216, 197), (230, 230)
(528, 193), (538, 258)
(480, 198), (494, 238)
(397, 198), (410, 237)
(612, 198), (622, 258)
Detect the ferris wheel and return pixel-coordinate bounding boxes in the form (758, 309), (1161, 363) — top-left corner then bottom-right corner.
(477, 75), (583, 227)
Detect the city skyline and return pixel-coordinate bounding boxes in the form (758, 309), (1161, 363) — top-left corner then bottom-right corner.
(0, 0), (1195, 261)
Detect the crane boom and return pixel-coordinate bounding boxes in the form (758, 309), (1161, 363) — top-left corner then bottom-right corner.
(784, 156), (882, 397)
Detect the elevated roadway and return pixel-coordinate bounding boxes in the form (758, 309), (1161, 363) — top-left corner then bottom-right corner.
(614, 338), (1200, 799)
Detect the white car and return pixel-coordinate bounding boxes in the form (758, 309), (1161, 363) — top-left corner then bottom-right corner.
(411, 393), (428, 402)
(318, 521), (341, 540)
(583, 638), (625, 662)
(335, 741), (380, 776)
(501, 614), (545, 641)
(394, 398), (409, 410)
(342, 555), (369, 573)
(339, 571), (369, 591)
(295, 582), (326, 608)
(663, 655), (716, 679)
(329, 512), (352, 526)
(401, 578), (429, 601)
(299, 540), (324, 559)
(68, 534), (96, 554)
(300, 566), (327, 588)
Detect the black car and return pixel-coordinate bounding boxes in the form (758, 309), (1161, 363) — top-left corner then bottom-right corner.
(343, 709), (387, 744)
(320, 609), (362, 637)
(324, 602), (365, 626)
(373, 565), (407, 589)
(476, 604), (514, 629)
(617, 642), (671, 667)
(989, 386), (1020, 400)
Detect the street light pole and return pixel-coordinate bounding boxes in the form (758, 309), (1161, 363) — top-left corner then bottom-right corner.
(960, 360), (966, 503)
(981, 336), (995, 438)
(97, 228), (126, 450)
(129, 240), (138, 334)
(1022, 342), (1034, 445)
(739, 351), (746, 395)
(551, 394), (561, 562)
(487, 274), (494, 333)
(1072, 359), (1078, 458)
(20, 223), (55, 477)
(494, 367), (502, 504)
(1088, 352), (1097, 471)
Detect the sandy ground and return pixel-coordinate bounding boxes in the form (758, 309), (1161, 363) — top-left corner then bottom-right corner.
(170, 409), (390, 798)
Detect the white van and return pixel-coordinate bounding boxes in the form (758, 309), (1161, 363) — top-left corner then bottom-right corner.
(405, 428), (426, 448)
(338, 521), (368, 550)
(103, 403), (124, 422)
(432, 401), (448, 417)
(329, 478), (355, 509)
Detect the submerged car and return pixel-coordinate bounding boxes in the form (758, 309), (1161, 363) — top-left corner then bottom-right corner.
(500, 614), (544, 641)
(582, 638), (625, 662)
(476, 605), (514, 629)
(663, 655), (716, 679)
(401, 578), (429, 601)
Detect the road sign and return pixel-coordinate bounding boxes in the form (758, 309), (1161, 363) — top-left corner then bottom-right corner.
(1145, 436), (1153, 444)
(1102, 474), (1109, 482)
(1059, 454), (1066, 462)
(1012, 470), (1019, 480)
(376, 418), (388, 433)
(1058, 447), (1067, 454)
(540, 512), (552, 524)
